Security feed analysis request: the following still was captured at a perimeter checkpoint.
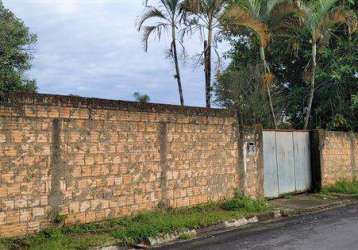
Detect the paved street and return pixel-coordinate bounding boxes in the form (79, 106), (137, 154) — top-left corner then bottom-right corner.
(157, 204), (358, 250)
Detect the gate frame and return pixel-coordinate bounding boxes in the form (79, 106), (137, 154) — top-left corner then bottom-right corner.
(238, 127), (318, 199)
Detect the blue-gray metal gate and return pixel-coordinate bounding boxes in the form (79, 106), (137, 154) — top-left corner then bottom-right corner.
(263, 131), (311, 198)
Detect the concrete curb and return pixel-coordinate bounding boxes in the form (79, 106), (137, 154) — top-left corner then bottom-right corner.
(95, 199), (358, 249)
(148, 229), (197, 247)
(151, 200), (358, 248)
(150, 211), (282, 248)
(91, 245), (126, 250)
(280, 199), (358, 217)
(93, 211), (284, 249)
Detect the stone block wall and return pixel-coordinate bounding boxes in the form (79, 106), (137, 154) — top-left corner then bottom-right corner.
(314, 130), (358, 187)
(0, 93), (247, 237)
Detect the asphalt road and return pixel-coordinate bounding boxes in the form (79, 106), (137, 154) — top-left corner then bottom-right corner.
(157, 204), (358, 250)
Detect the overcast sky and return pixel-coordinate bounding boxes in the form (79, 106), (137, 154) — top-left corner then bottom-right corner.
(3, 0), (229, 107)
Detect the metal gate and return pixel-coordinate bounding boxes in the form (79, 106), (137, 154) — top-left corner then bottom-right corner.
(263, 130), (311, 198)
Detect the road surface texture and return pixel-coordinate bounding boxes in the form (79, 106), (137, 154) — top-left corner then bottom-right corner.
(157, 204), (358, 250)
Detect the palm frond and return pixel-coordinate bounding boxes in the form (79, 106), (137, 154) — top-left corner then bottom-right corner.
(181, 0), (204, 14)
(137, 7), (168, 31)
(266, 0), (292, 16)
(248, 0), (262, 19)
(324, 8), (357, 33)
(253, 0), (301, 38)
(317, 7), (357, 44)
(179, 18), (203, 41)
(176, 39), (188, 61)
(262, 72), (275, 88)
(267, 0), (300, 23)
(163, 0), (181, 14)
(308, 0), (338, 32)
(182, 0), (226, 16)
(224, 5), (270, 48)
(232, 0), (261, 19)
(293, 0), (312, 25)
(141, 23), (169, 51)
(210, 0), (228, 15)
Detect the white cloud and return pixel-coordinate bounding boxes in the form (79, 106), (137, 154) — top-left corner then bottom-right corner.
(54, 0), (78, 14)
(2, 0), (230, 106)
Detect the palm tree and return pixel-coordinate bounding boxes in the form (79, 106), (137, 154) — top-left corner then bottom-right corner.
(138, 0), (185, 106)
(223, 0), (296, 128)
(183, 0), (227, 108)
(295, 0), (357, 129)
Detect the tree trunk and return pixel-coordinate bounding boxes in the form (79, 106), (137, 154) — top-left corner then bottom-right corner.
(204, 19), (213, 108)
(304, 41), (317, 129)
(260, 47), (277, 129)
(172, 25), (184, 106)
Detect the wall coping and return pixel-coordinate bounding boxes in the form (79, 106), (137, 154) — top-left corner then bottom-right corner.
(0, 92), (234, 117)
(314, 129), (358, 136)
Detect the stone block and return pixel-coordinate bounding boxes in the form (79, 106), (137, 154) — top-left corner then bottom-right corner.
(32, 207), (45, 218)
(0, 187), (7, 198)
(0, 224), (27, 238)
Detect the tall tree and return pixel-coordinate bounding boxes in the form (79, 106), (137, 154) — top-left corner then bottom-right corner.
(312, 30), (358, 131)
(215, 63), (273, 127)
(183, 0), (227, 108)
(0, 0), (37, 93)
(223, 0), (297, 128)
(295, 0), (357, 129)
(138, 0), (185, 106)
(220, 0), (358, 131)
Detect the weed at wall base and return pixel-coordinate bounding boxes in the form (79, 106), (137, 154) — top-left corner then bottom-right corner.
(0, 196), (270, 250)
(321, 179), (358, 195)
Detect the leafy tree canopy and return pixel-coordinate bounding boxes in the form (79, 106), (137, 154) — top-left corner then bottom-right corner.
(214, 64), (274, 127)
(133, 92), (151, 103)
(216, 0), (357, 131)
(0, 1), (37, 93)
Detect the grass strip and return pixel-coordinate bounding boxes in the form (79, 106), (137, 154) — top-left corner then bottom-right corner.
(321, 180), (358, 195)
(0, 195), (269, 250)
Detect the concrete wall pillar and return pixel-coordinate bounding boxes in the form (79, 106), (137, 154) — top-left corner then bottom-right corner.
(239, 125), (264, 199)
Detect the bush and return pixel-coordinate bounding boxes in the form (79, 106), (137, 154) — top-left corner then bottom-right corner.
(221, 195), (269, 213)
(322, 180), (358, 194)
(327, 114), (351, 131)
(352, 94), (358, 111)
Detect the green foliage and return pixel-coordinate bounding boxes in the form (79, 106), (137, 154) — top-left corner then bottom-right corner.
(0, 1), (37, 93)
(281, 193), (294, 199)
(109, 204), (244, 244)
(221, 195), (269, 213)
(322, 180), (358, 194)
(214, 64), (274, 127)
(219, 0), (357, 131)
(0, 229), (116, 250)
(352, 94), (358, 110)
(312, 31), (358, 131)
(178, 231), (195, 240)
(133, 92), (150, 103)
(52, 214), (67, 226)
(327, 114), (351, 131)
